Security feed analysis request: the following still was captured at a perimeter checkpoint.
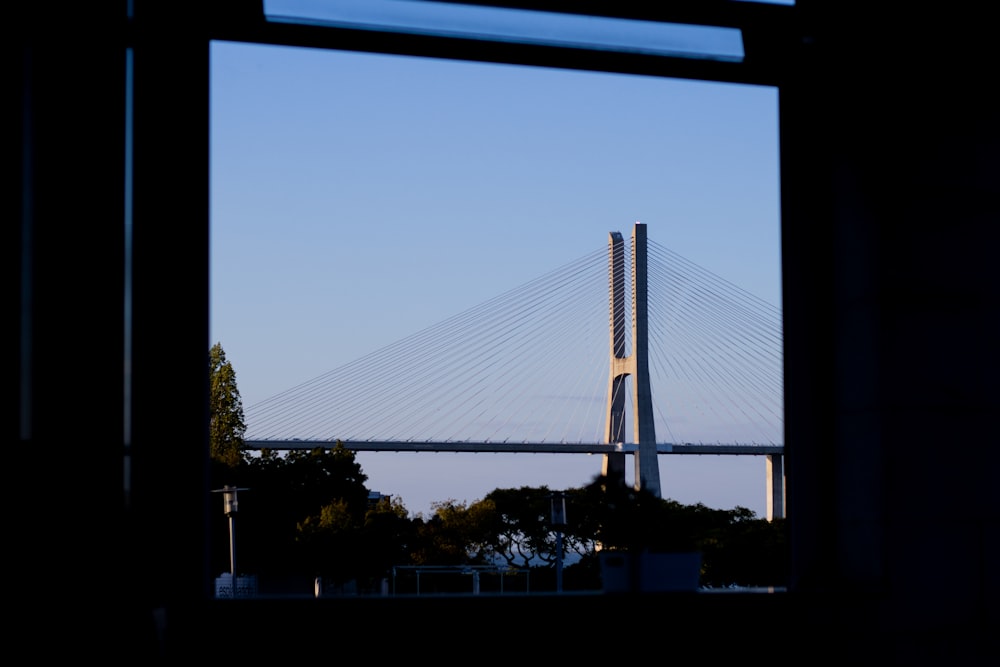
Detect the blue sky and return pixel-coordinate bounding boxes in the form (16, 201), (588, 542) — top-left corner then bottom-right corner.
(210, 32), (782, 518)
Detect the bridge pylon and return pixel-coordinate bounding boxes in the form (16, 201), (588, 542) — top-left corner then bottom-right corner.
(602, 222), (662, 498)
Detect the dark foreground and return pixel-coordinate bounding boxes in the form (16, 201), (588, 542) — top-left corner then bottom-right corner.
(114, 590), (994, 665)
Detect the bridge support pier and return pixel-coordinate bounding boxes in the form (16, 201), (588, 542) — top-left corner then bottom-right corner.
(766, 454), (785, 521)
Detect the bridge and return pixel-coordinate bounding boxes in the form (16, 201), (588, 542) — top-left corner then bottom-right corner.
(244, 222), (785, 518)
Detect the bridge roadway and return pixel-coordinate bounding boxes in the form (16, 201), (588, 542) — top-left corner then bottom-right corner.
(244, 440), (783, 455)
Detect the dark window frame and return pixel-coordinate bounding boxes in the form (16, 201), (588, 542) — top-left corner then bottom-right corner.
(13, 0), (813, 657)
(18, 2), (997, 662)
(154, 0), (803, 599)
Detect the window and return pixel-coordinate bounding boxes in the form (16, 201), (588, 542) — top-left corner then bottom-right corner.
(210, 42), (782, 522)
(19, 0), (995, 662)
(18, 0), (794, 654)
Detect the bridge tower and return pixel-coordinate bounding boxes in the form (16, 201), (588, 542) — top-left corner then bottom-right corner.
(602, 222), (662, 497)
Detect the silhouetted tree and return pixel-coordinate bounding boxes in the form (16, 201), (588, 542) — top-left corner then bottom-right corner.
(409, 499), (496, 566)
(482, 486), (566, 568)
(205, 437), (786, 591)
(355, 496), (418, 590)
(208, 342), (246, 467)
(236, 445), (371, 579)
(699, 516), (789, 587)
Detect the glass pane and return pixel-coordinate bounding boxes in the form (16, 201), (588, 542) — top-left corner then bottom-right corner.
(264, 0), (745, 61)
(211, 42), (781, 520)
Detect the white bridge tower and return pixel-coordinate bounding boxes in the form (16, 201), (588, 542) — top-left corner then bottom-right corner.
(602, 222), (662, 497)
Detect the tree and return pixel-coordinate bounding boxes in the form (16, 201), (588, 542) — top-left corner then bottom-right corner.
(209, 342), (246, 467)
(409, 499), (496, 566)
(353, 496), (418, 590)
(482, 486), (562, 569)
(235, 445), (369, 576)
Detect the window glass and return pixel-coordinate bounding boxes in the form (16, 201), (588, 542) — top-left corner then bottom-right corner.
(264, 0), (745, 61)
(210, 41), (781, 519)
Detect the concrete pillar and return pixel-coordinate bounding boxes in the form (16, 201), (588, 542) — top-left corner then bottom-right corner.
(631, 223), (661, 497)
(602, 224), (662, 498)
(766, 454), (785, 521)
(603, 231), (628, 482)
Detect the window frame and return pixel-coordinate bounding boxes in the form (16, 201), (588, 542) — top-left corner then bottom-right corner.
(19, 1), (997, 661)
(154, 0), (800, 600)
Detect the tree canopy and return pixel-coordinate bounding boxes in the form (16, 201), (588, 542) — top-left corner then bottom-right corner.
(204, 343), (787, 592)
(208, 342), (246, 467)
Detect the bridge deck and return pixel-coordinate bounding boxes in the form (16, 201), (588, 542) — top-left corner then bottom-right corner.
(244, 440), (783, 455)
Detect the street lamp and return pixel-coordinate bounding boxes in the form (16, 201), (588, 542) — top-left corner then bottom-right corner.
(549, 491), (567, 593)
(212, 485), (249, 578)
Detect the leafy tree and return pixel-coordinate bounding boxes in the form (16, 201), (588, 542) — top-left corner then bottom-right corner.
(297, 498), (359, 584)
(208, 342), (246, 467)
(482, 486), (565, 568)
(410, 499), (496, 566)
(203, 433), (786, 591)
(207, 443), (379, 584)
(699, 515), (788, 587)
(573, 475), (705, 553)
(355, 496), (419, 589)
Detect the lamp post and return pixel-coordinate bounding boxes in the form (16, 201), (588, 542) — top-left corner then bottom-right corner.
(212, 485), (249, 578)
(549, 491), (567, 593)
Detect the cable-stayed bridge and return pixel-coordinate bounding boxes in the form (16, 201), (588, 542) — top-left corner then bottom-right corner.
(244, 223), (785, 518)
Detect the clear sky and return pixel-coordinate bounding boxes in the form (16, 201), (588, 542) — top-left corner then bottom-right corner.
(210, 28), (782, 518)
